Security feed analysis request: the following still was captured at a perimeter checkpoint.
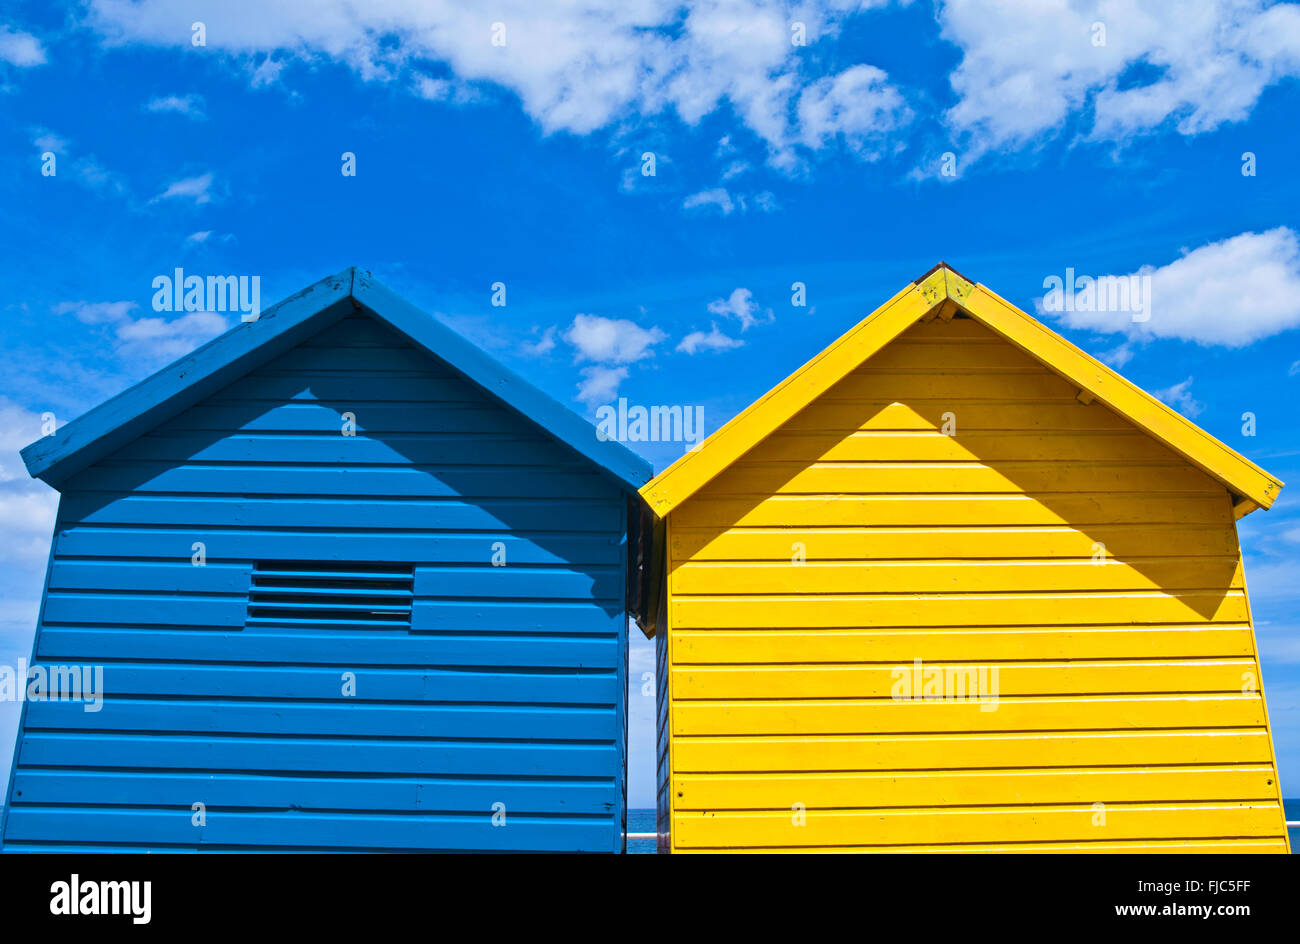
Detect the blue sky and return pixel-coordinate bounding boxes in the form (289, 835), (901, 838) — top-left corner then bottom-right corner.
(1, 1), (1300, 809)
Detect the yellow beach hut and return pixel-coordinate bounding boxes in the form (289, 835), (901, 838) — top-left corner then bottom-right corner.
(638, 263), (1290, 854)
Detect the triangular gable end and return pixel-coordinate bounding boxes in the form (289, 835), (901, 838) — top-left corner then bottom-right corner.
(640, 262), (1283, 520)
(21, 267), (653, 494)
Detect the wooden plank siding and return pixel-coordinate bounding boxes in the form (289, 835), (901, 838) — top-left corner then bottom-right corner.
(4, 313), (630, 853)
(660, 316), (1289, 853)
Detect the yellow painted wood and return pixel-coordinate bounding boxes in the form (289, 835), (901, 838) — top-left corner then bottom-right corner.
(750, 431), (1188, 463)
(675, 839), (1289, 854)
(670, 591), (1250, 628)
(672, 660), (1256, 699)
(826, 371), (1079, 400)
(651, 267), (1289, 853)
(670, 627), (1258, 663)
(674, 495), (1232, 529)
(671, 524), (1239, 561)
(671, 693), (1267, 737)
(670, 730), (1278, 772)
(785, 400), (1140, 432)
(674, 766), (1280, 810)
(671, 559), (1243, 595)
(706, 460), (1221, 496)
(672, 803), (1284, 848)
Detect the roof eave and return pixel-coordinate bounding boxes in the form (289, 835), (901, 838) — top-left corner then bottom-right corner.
(639, 263), (1283, 519)
(22, 267), (357, 488)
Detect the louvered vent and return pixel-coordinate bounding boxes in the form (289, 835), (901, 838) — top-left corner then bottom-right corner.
(247, 562), (414, 629)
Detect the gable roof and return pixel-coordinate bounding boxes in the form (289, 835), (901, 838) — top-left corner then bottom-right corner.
(640, 262), (1284, 519)
(21, 267), (653, 493)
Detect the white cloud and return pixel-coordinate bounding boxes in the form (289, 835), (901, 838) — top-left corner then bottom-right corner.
(1051, 228), (1300, 346)
(412, 74), (480, 104)
(1099, 342), (1134, 368)
(575, 365), (628, 406)
(683, 187), (735, 215)
(683, 185), (778, 215)
(187, 231), (212, 243)
(677, 323), (745, 354)
(115, 311), (228, 364)
(564, 313), (666, 364)
(707, 287), (772, 331)
(152, 172), (215, 205)
(145, 93), (206, 118)
(31, 129), (126, 195)
(54, 300), (138, 325)
(33, 131), (66, 153)
(0, 26), (46, 67)
(520, 325), (558, 357)
(86, 1), (903, 169)
(797, 63), (911, 158)
(938, 0), (1300, 163)
(1151, 376), (1204, 418)
(54, 299), (228, 365)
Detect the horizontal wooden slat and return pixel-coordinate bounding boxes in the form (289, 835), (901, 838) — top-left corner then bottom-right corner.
(672, 659), (1255, 699)
(705, 460), (1221, 495)
(4, 808), (615, 852)
(42, 594), (246, 628)
(63, 663), (618, 704)
(783, 401), (1134, 433)
(106, 433), (565, 466)
(674, 494), (1231, 529)
(47, 561), (253, 593)
(19, 733), (617, 777)
(671, 524), (1238, 562)
(672, 802), (1283, 847)
(670, 729), (1277, 772)
(214, 373), (479, 403)
(673, 766), (1280, 809)
(749, 431), (1181, 464)
(12, 770), (618, 815)
(824, 371), (1079, 401)
(24, 699), (618, 740)
(55, 528), (624, 566)
(671, 558), (1242, 595)
(413, 565), (621, 601)
(674, 838), (1288, 854)
(160, 403), (533, 436)
(77, 462), (611, 498)
(670, 590), (1249, 628)
(250, 345), (442, 374)
(669, 626), (1257, 663)
(411, 600), (624, 634)
(865, 340), (1045, 371)
(37, 629), (620, 669)
(61, 494), (623, 532)
(671, 693), (1266, 736)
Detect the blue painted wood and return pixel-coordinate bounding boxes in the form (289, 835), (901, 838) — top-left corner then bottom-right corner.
(38, 630), (621, 670)
(6, 286), (643, 853)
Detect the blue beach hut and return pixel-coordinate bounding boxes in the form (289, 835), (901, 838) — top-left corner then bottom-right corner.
(2, 268), (654, 853)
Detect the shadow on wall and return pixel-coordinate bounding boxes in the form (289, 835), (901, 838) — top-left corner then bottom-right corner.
(673, 315), (1239, 624)
(53, 313), (628, 621)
